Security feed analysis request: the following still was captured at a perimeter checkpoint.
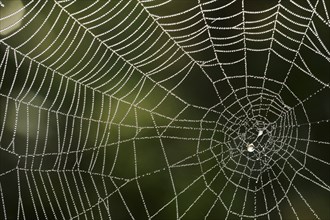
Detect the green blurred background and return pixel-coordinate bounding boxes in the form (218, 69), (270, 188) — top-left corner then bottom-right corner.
(0, 0), (329, 219)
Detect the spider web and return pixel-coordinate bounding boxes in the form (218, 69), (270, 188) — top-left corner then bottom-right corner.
(0, 0), (329, 219)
